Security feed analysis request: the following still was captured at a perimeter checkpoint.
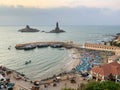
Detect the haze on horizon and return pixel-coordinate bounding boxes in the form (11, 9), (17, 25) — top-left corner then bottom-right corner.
(0, 0), (120, 25)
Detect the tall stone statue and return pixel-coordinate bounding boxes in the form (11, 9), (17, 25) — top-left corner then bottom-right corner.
(56, 22), (59, 28)
(55, 22), (60, 31)
(26, 25), (30, 29)
(49, 22), (65, 33)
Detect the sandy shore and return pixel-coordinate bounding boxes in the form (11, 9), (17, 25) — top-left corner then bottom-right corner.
(38, 73), (87, 90)
(64, 48), (81, 71)
(0, 66), (33, 90)
(10, 72), (32, 90)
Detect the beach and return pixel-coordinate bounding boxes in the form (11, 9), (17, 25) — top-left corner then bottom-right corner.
(0, 46), (116, 90)
(64, 48), (81, 71)
(38, 73), (87, 90)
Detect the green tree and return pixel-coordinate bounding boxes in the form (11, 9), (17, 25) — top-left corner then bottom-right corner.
(84, 81), (120, 90)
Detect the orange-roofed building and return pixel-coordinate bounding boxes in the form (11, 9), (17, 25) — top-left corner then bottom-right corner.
(90, 62), (120, 82)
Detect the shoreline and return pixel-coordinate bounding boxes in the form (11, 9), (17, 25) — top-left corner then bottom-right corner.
(32, 48), (81, 81)
(0, 66), (32, 89)
(0, 48), (81, 89)
(1, 47), (115, 89)
(64, 48), (80, 71)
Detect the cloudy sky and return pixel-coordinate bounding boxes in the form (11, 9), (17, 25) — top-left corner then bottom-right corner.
(0, 0), (120, 25)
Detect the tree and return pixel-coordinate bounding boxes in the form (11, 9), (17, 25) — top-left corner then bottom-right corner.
(84, 81), (120, 90)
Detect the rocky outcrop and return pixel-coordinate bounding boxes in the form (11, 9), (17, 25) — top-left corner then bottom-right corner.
(18, 25), (39, 32)
(49, 22), (65, 33)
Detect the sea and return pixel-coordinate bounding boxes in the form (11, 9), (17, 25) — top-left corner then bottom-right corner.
(0, 25), (120, 80)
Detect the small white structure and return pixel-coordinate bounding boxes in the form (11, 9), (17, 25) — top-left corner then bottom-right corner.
(108, 55), (120, 63)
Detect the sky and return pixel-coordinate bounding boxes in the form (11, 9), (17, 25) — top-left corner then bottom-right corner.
(0, 0), (120, 25)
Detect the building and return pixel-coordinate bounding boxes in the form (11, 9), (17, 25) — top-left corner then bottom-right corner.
(108, 55), (120, 63)
(89, 62), (120, 82)
(84, 43), (120, 55)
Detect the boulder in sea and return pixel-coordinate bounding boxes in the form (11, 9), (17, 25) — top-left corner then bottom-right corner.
(49, 22), (65, 33)
(18, 25), (39, 32)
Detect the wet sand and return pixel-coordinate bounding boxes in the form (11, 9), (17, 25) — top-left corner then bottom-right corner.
(64, 48), (81, 71)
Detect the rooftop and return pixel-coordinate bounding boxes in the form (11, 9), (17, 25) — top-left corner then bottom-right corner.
(92, 62), (120, 76)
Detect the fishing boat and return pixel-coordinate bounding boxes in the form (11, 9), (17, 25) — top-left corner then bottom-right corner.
(37, 44), (49, 48)
(8, 46), (11, 50)
(24, 45), (36, 50)
(50, 44), (63, 48)
(25, 60), (31, 65)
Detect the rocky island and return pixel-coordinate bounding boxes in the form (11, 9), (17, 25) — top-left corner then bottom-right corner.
(49, 22), (65, 33)
(18, 25), (39, 32)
